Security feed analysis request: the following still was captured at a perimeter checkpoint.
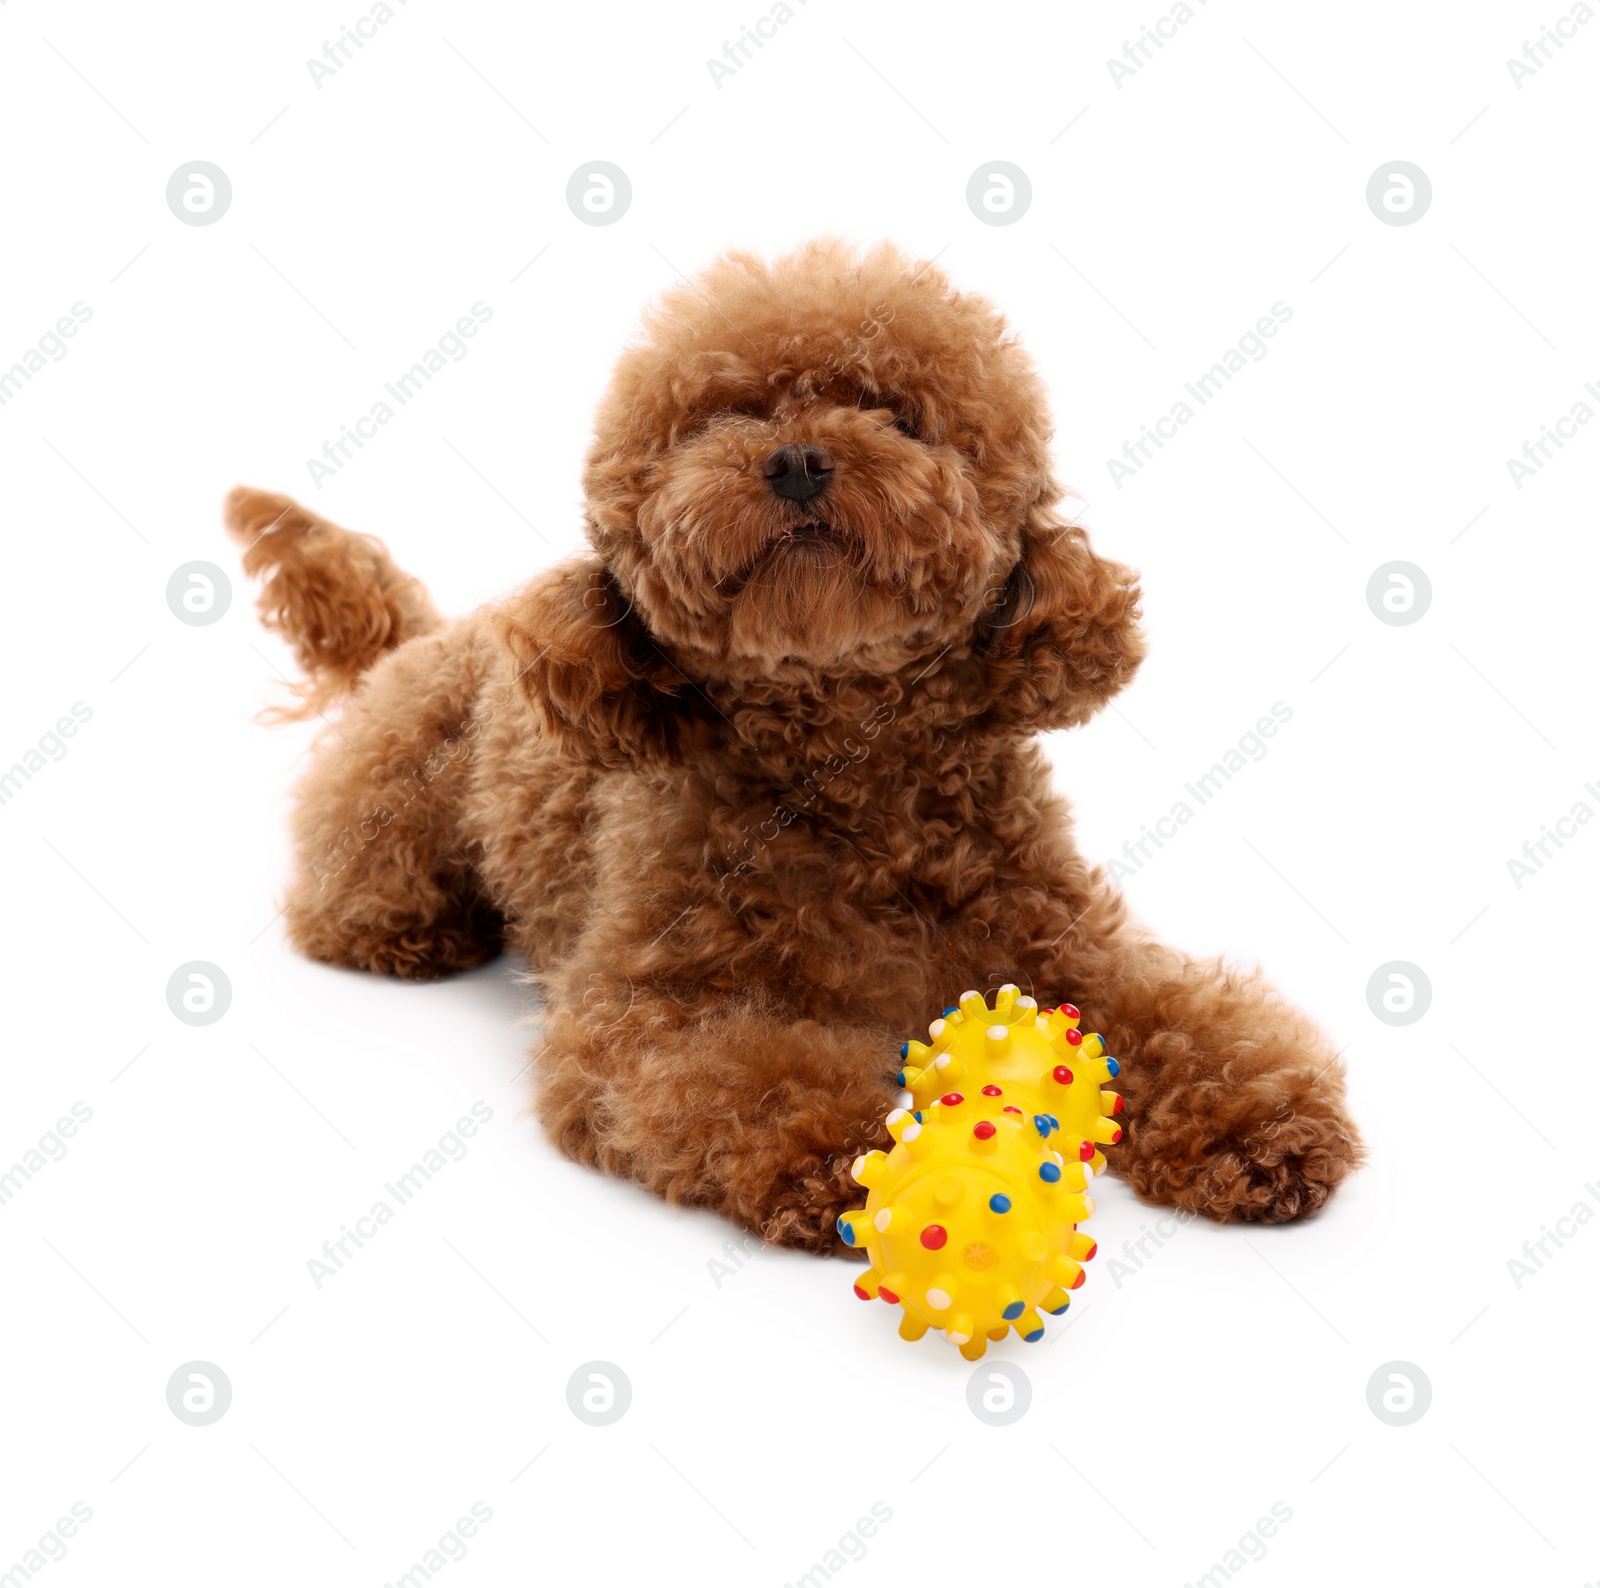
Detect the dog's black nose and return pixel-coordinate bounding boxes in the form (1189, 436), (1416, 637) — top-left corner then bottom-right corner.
(763, 443), (834, 503)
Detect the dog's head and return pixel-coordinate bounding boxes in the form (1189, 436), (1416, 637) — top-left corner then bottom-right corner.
(505, 242), (1143, 761)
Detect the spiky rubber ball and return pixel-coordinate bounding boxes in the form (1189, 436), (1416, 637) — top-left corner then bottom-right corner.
(838, 984), (1122, 1360)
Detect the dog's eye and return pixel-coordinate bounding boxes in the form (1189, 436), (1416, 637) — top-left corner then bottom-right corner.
(861, 389), (920, 441)
(697, 396), (768, 427)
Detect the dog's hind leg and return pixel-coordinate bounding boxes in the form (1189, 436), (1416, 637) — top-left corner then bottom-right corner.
(225, 487), (502, 977)
(277, 621), (505, 978)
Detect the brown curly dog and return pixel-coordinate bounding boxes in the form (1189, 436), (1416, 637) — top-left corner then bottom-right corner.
(226, 240), (1361, 1254)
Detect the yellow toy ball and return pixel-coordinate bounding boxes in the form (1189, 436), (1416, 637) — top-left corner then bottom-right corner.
(838, 984), (1123, 1359)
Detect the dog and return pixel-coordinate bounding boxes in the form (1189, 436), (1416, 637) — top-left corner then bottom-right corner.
(226, 240), (1361, 1254)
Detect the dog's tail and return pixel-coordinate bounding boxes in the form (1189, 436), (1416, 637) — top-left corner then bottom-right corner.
(224, 486), (442, 719)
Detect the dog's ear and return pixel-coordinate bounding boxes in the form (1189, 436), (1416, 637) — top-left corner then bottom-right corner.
(497, 558), (684, 766)
(977, 512), (1145, 730)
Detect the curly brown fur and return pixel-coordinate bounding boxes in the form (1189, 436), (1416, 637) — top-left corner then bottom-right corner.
(225, 486), (441, 718)
(229, 240), (1361, 1252)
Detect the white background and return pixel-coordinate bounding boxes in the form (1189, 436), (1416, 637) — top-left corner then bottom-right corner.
(2, 1), (1596, 1583)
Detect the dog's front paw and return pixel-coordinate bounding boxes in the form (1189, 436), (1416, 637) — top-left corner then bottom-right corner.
(1185, 1102), (1361, 1222)
(758, 1152), (871, 1256)
(1164, 1075), (1363, 1223)
(1119, 1057), (1364, 1224)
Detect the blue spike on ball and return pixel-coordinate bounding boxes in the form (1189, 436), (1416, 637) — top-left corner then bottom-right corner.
(989, 1193), (1012, 1213)
(1039, 1161), (1062, 1183)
